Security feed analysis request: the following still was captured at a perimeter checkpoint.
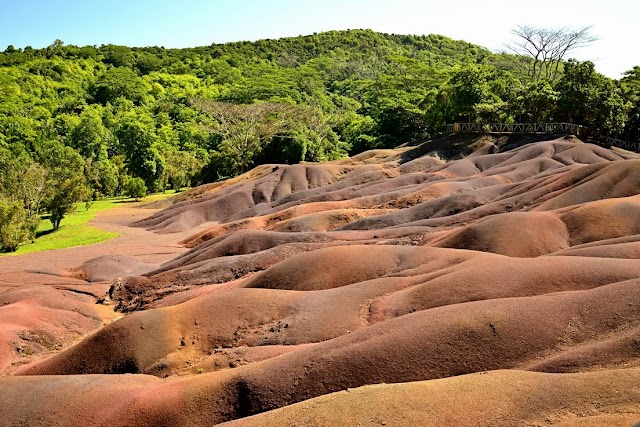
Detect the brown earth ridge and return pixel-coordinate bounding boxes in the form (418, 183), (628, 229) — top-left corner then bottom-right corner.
(1, 133), (640, 426)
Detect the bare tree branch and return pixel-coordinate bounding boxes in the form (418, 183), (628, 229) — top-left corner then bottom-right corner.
(508, 25), (597, 81)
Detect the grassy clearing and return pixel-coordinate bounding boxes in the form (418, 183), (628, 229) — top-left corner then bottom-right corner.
(143, 190), (179, 202)
(2, 191), (178, 256)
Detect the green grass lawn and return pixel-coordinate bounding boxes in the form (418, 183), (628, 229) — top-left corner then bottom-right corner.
(1, 191), (178, 257)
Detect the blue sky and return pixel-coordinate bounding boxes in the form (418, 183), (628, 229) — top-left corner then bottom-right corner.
(1, 0), (638, 78)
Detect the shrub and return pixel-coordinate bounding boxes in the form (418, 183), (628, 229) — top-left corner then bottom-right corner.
(0, 198), (30, 252)
(124, 177), (147, 200)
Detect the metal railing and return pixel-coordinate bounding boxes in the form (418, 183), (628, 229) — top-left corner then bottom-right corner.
(445, 122), (586, 135)
(446, 122), (639, 153)
(602, 137), (640, 153)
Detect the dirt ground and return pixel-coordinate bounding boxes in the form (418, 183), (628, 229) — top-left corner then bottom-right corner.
(1, 134), (640, 426)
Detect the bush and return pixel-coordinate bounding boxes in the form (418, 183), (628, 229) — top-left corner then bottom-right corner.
(0, 198), (30, 252)
(124, 177), (147, 200)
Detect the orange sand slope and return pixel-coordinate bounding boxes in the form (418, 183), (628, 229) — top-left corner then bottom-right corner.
(1, 133), (640, 426)
(1, 369), (639, 426)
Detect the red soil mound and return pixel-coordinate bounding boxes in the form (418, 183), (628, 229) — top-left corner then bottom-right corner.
(3, 368), (639, 427)
(159, 229), (336, 272)
(431, 211), (570, 257)
(4, 134), (640, 426)
(552, 235), (640, 258)
(135, 164), (346, 233)
(244, 245), (414, 291)
(0, 285), (115, 374)
(22, 244), (640, 379)
(559, 195), (640, 245)
(69, 254), (158, 282)
(16, 280), (640, 424)
(533, 159), (640, 210)
(268, 208), (393, 232)
(219, 369), (640, 427)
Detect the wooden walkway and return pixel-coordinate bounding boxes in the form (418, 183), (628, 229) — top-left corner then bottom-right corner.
(445, 122), (640, 153)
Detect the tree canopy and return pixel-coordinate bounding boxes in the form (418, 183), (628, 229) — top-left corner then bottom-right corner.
(0, 28), (638, 250)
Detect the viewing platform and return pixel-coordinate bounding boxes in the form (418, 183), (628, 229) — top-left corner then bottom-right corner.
(446, 122), (640, 152)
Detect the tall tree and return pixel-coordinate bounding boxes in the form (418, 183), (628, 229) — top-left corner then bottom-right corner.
(512, 81), (559, 122)
(34, 140), (87, 230)
(508, 26), (597, 81)
(196, 100), (300, 174)
(0, 149), (47, 239)
(554, 60), (625, 135)
(91, 67), (151, 105)
(68, 106), (113, 159)
(115, 114), (165, 191)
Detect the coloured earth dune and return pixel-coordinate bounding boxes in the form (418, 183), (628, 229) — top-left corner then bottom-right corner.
(1, 133), (639, 426)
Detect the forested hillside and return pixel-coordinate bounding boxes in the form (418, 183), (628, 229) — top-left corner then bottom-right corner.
(0, 29), (639, 250)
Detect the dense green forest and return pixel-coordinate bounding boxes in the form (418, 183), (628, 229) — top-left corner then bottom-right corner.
(0, 29), (639, 251)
